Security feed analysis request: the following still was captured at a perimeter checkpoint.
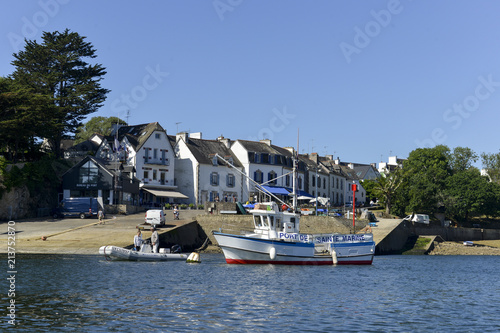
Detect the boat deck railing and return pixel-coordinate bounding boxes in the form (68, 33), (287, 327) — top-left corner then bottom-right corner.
(219, 223), (255, 235)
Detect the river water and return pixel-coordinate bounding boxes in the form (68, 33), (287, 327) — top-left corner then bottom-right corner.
(2, 254), (500, 332)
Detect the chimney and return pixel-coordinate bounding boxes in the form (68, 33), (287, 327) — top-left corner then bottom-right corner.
(217, 135), (231, 149)
(176, 132), (189, 143)
(310, 153), (318, 164)
(326, 155), (333, 161)
(334, 157), (340, 165)
(260, 139), (271, 146)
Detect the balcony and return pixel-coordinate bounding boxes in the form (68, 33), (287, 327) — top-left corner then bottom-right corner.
(144, 157), (169, 166)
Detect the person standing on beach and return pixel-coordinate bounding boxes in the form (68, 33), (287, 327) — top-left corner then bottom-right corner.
(151, 226), (159, 253)
(133, 229), (143, 251)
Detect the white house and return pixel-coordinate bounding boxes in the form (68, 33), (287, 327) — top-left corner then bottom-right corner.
(173, 133), (244, 205)
(96, 122), (187, 206)
(230, 139), (307, 203)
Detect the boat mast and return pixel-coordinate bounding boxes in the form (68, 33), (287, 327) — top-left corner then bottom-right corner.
(292, 129), (299, 211)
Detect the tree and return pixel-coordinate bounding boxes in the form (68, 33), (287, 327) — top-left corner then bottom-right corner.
(10, 29), (110, 158)
(75, 116), (127, 144)
(368, 168), (402, 215)
(481, 151), (500, 183)
(449, 146), (478, 173)
(0, 77), (53, 161)
(444, 169), (500, 222)
(402, 145), (451, 214)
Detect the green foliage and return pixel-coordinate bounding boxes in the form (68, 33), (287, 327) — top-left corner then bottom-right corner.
(449, 147), (478, 173)
(444, 169), (500, 221)
(188, 203), (194, 209)
(180, 204), (188, 209)
(164, 203), (171, 210)
(198, 204), (204, 210)
(75, 116), (127, 144)
(10, 29), (110, 158)
(481, 151), (500, 183)
(364, 169), (402, 215)
(401, 145), (451, 214)
(0, 157), (68, 201)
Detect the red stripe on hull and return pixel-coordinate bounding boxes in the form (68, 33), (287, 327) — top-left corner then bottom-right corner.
(225, 258), (373, 265)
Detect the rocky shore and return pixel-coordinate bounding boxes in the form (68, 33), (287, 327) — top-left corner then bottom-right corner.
(429, 241), (500, 255)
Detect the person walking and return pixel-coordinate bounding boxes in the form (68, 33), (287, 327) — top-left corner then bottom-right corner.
(150, 226), (159, 253)
(98, 208), (104, 224)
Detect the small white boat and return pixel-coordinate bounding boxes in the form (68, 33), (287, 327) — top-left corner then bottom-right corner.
(99, 243), (199, 262)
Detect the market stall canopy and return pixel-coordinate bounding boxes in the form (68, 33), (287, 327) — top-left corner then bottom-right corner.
(143, 188), (188, 199)
(260, 185), (290, 195)
(309, 197), (330, 205)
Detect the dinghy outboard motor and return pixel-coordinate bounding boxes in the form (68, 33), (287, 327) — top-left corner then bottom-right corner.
(171, 244), (182, 253)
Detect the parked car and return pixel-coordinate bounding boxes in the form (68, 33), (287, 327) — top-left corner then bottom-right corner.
(145, 209), (165, 226)
(53, 197), (100, 219)
(403, 214), (430, 225)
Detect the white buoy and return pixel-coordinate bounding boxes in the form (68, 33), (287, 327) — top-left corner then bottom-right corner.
(331, 248), (338, 265)
(269, 247), (276, 260)
(186, 252), (201, 263)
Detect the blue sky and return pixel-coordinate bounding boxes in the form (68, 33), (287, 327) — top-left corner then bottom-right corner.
(1, 0), (500, 166)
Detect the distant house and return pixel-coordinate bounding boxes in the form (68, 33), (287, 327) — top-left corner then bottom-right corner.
(173, 133), (244, 205)
(95, 122), (187, 207)
(64, 134), (103, 159)
(378, 156), (406, 174)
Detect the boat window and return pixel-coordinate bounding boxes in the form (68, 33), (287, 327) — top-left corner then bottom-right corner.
(262, 216), (269, 227)
(254, 215), (261, 227)
(290, 217), (295, 223)
(276, 218), (281, 229)
(269, 216), (274, 228)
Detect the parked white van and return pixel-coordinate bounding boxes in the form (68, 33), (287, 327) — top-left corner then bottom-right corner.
(145, 210), (165, 226)
(403, 214), (430, 224)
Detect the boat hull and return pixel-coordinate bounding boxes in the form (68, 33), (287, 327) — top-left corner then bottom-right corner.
(99, 245), (188, 261)
(213, 232), (375, 265)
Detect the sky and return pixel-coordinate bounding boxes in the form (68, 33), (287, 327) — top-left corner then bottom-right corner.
(1, 0), (500, 167)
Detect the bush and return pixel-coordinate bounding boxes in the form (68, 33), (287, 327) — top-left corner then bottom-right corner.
(198, 204), (204, 210)
(180, 204), (187, 209)
(188, 203), (194, 209)
(165, 203), (171, 210)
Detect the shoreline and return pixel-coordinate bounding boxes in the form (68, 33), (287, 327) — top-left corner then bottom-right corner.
(429, 241), (500, 255)
(3, 212), (500, 256)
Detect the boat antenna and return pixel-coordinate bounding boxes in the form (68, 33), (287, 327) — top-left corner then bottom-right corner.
(292, 129), (299, 211)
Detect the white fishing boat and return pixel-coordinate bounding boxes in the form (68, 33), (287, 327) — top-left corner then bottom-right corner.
(99, 243), (200, 262)
(212, 152), (375, 265)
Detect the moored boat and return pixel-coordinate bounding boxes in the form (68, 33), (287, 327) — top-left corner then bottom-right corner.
(212, 151), (375, 266)
(213, 202), (375, 265)
(99, 243), (200, 262)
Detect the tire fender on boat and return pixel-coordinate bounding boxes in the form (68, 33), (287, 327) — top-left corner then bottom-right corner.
(269, 247), (276, 260)
(331, 248), (338, 265)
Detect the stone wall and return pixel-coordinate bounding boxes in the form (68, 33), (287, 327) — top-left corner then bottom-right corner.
(158, 221), (207, 252)
(414, 226), (500, 241)
(0, 186), (29, 220)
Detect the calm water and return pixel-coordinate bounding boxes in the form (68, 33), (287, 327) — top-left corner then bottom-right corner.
(1, 254), (500, 332)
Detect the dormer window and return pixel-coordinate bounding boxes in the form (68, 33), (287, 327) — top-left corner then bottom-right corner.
(212, 155), (218, 166)
(155, 133), (161, 139)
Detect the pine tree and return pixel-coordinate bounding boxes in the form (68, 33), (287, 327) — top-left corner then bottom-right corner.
(10, 29), (110, 158)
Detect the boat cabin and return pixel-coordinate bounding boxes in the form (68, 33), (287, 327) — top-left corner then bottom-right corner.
(250, 202), (300, 239)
